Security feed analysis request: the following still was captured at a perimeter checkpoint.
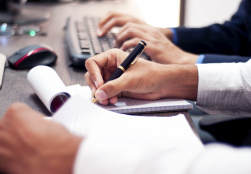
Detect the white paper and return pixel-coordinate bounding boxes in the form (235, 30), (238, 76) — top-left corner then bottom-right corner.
(53, 94), (204, 174)
(0, 53), (6, 88)
(27, 66), (67, 112)
(81, 86), (193, 114)
(52, 93), (203, 149)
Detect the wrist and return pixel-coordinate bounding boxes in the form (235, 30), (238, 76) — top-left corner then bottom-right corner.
(157, 28), (173, 40)
(158, 64), (198, 100)
(180, 52), (199, 64)
(161, 44), (198, 65)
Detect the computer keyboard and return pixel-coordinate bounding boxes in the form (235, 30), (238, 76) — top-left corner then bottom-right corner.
(65, 16), (117, 67)
(65, 16), (149, 68)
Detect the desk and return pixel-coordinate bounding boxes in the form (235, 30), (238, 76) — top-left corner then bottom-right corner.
(0, 1), (198, 136)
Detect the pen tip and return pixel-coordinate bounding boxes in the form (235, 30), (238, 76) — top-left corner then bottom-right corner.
(92, 98), (98, 103)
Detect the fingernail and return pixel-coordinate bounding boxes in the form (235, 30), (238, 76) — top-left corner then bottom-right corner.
(96, 90), (107, 100)
(97, 29), (102, 36)
(91, 88), (96, 96)
(113, 41), (117, 47)
(94, 81), (98, 88)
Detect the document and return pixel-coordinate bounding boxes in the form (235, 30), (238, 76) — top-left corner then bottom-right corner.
(27, 65), (192, 114)
(51, 93), (204, 174)
(52, 92), (203, 145)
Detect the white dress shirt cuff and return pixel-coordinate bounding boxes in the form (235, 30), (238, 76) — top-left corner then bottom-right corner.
(196, 61), (251, 116)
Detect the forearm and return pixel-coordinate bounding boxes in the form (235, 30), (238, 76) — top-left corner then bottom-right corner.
(158, 64), (198, 100)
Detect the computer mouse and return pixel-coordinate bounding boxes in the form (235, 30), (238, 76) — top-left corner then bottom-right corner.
(8, 44), (57, 69)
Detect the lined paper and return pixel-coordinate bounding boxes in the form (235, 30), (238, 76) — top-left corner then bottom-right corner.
(81, 86), (193, 114)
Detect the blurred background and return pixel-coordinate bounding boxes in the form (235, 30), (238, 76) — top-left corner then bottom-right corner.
(0, 0), (242, 28)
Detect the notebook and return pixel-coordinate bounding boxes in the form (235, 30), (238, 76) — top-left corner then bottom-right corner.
(27, 65), (193, 114)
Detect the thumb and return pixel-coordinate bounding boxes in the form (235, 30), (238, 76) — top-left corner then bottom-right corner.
(95, 77), (126, 101)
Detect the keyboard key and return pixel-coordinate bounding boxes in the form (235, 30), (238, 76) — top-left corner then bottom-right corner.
(80, 40), (89, 49)
(78, 32), (87, 40)
(81, 48), (90, 54)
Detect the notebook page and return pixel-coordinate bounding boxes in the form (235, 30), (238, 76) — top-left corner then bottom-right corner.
(27, 65), (67, 112)
(52, 93), (202, 151)
(80, 86), (193, 114)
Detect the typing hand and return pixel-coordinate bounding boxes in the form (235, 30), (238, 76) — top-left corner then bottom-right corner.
(0, 103), (83, 174)
(85, 49), (187, 105)
(97, 12), (173, 40)
(97, 12), (148, 37)
(115, 23), (198, 64)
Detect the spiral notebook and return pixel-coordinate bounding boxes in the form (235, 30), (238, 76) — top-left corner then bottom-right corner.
(80, 86), (193, 114)
(27, 66), (193, 114)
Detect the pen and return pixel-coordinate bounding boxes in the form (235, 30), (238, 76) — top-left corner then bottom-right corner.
(92, 40), (147, 103)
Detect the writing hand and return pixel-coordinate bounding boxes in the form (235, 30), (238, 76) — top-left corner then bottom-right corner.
(85, 49), (198, 105)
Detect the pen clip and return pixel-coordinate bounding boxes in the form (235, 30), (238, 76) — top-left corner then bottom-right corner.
(130, 45), (146, 66)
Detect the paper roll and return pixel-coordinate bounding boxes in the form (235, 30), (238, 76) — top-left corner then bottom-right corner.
(27, 65), (68, 113)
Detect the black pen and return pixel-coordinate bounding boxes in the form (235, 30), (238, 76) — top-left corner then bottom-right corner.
(92, 40), (147, 103)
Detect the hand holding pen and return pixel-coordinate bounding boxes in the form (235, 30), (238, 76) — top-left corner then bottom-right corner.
(85, 41), (158, 105)
(91, 40), (146, 103)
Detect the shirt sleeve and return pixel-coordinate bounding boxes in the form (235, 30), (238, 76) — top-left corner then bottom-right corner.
(196, 60), (251, 116)
(172, 0), (250, 56)
(196, 54), (205, 64)
(73, 138), (251, 174)
(170, 28), (178, 44)
(187, 144), (251, 174)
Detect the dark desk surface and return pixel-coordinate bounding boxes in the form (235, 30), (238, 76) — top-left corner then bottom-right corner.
(0, 1), (197, 136)
(0, 1), (139, 116)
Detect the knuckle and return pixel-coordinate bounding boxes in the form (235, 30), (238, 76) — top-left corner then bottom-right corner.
(133, 38), (139, 42)
(109, 48), (122, 57)
(124, 22), (132, 28)
(127, 28), (135, 35)
(85, 58), (92, 69)
(111, 17), (119, 24)
(126, 22), (134, 27)
(5, 103), (24, 119)
(105, 83), (117, 96)
(84, 72), (90, 81)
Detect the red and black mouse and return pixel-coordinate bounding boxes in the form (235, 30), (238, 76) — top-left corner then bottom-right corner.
(8, 44), (57, 69)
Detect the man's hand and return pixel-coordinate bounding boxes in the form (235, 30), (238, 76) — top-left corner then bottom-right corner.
(97, 12), (173, 40)
(0, 103), (83, 174)
(98, 12), (149, 37)
(114, 23), (198, 64)
(97, 12), (198, 64)
(85, 49), (199, 105)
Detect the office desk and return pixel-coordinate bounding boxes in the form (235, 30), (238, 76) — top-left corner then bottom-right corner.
(0, 1), (197, 136)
